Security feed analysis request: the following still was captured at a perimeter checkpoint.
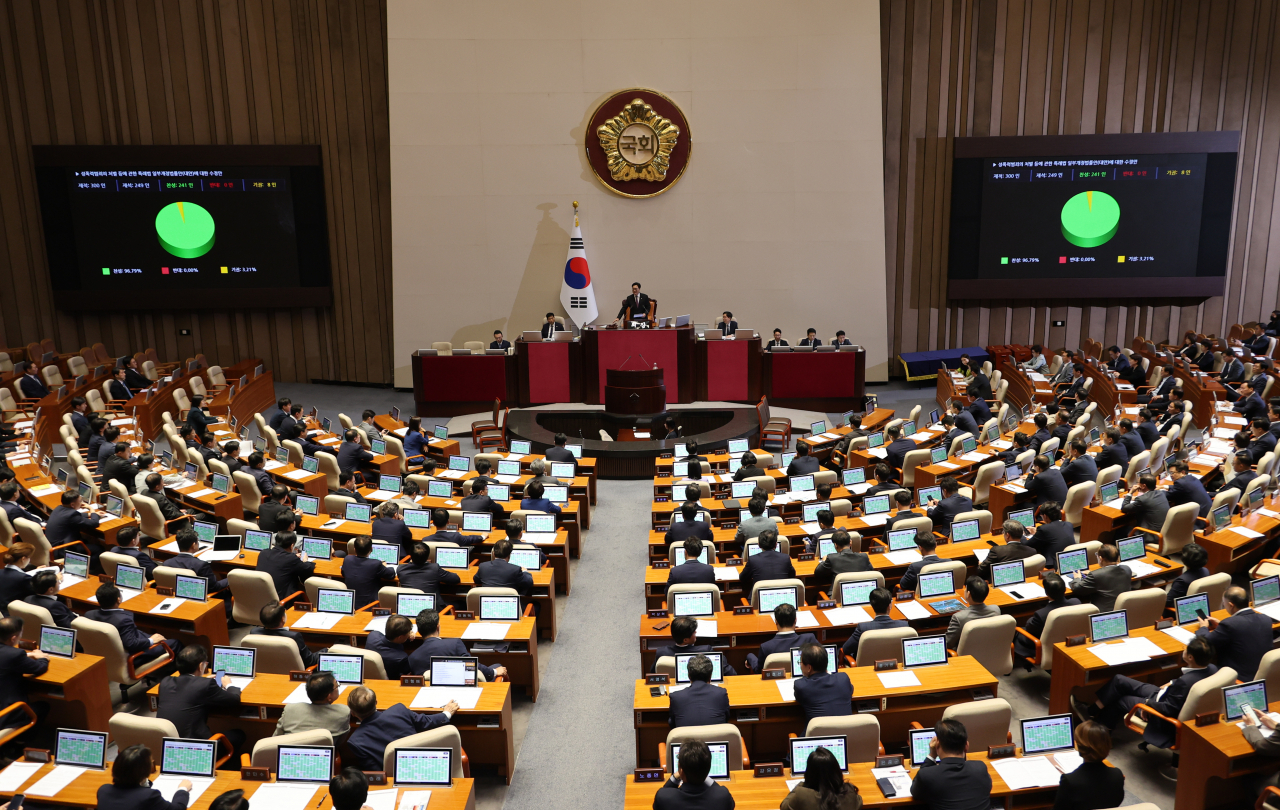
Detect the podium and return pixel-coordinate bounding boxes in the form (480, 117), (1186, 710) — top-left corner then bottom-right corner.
(604, 367), (665, 414)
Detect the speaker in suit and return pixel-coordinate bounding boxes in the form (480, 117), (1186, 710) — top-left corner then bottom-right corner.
(346, 703), (454, 772)
(911, 757), (993, 808)
(1026, 467), (1068, 507)
(793, 669), (853, 723)
(1196, 606), (1274, 680)
(718, 319), (738, 335)
(1094, 662), (1220, 748)
(255, 546), (316, 600)
(162, 552), (228, 591)
(739, 547), (795, 598)
(489, 339), (511, 350)
(616, 291), (652, 322)
(1060, 453), (1098, 487)
(540, 320), (566, 338)
(668, 679), (730, 728)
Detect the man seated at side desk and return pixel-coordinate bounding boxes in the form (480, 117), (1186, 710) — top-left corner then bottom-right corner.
(253, 602), (322, 668)
(1066, 542), (1132, 613)
(668, 503), (714, 544)
(407, 609), (505, 681)
(794, 643), (852, 724)
(371, 502), (414, 552)
(739, 529), (794, 597)
(667, 538), (715, 586)
(1195, 586), (1275, 680)
(865, 464), (900, 497)
(842, 588), (907, 660)
(396, 541), (461, 596)
(46, 490), (104, 558)
(1120, 473), (1170, 532)
(1013, 572), (1079, 664)
(1166, 459), (1212, 518)
(653, 740), (736, 810)
(544, 432), (578, 469)
(924, 477), (971, 533)
(423, 508), (486, 558)
(1025, 454), (1067, 507)
(1024, 501), (1076, 562)
(1051, 409), (1075, 446)
(520, 481), (561, 515)
(345, 685), (458, 772)
(813, 529), (871, 584)
(946, 576), (1001, 650)
(883, 425), (915, 473)
(1213, 453), (1258, 499)
(911, 718), (992, 810)
(1095, 427), (1129, 473)
(0, 481), (42, 526)
(977, 520), (1038, 580)
(87, 582), (181, 660)
(652, 616), (738, 676)
(668, 653), (730, 728)
(462, 478), (506, 523)
(540, 312), (567, 339)
(746, 604), (818, 673)
(734, 498), (775, 544)
(256, 531), (316, 601)
(948, 401), (980, 438)
(366, 614), (413, 680)
(490, 330), (511, 351)
(1059, 440), (1097, 488)
(109, 526), (157, 580)
(24, 570), (76, 629)
(898, 531), (942, 594)
(1027, 413), (1051, 454)
(786, 441), (820, 476)
(274, 670), (351, 737)
(995, 432), (1031, 466)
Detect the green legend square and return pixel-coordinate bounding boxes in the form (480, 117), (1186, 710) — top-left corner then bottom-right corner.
(102, 268), (110, 275)
(1000, 257), (1009, 264)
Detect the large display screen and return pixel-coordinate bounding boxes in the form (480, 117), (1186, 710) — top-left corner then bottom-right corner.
(34, 145), (331, 308)
(948, 132), (1238, 300)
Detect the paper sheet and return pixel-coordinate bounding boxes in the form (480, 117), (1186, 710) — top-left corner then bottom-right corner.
(152, 775), (216, 804)
(0, 761), (43, 791)
(1259, 508), (1280, 519)
(201, 550), (240, 562)
(365, 616), (389, 634)
(795, 610), (819, 629)
(1256, 601), (1280, 621)
(396, 789), (434, 810)
(283, 682), (348, 704)
(1125, 636), (1167, 658)
(283, 469), (312, 480)
(495, 474), (521, 484)
(860, 514), (888, 527)
(263, 460), (286, 471)
(960, 451), (989, 462)
(877, 671), (921, 688)
(225, 676), (254, 690)
(149, 598), (186, 614)
(243, 783), (321, 810)
(523, 532), (557, 545)
(800, 522), (823, 535)
(823, 606), (873, 626)
(184, 488), (215, 498)
(999, 583), (1046, 601)
(695, 619), (718, 638)
(412, 686), (481, 710)
(849, 483), (871, 495)
(992, 756), (1063, 790)
(1230, 526), (1265, 539)
(935, 461), (960, 469)
(973, 548), (990, 563)
(319, 437), (341, 445)
(1088, 639), (1152, 666)
(364, 788), (400, 810)
(1052, 751), (1084, 773)
(291, 612), (343, 630)
(775, 678), (796, 702)
(461, 622), (510, 640)
(871, 766), (913, 796)
(990, 439), (1013, 449)
(713, 567), (740, 582)
(896, 600), (932, 620)
(1125, 560), (1161, 578)
(1161, 626), (1196, 645)
(1003, 483), (1027, 493)
(28, 484), (60, 497)
(867, 448), (888, 458)
(117, 587), (144, 603)
(26, 765), (87, 797)
(883, 550), (922, 565)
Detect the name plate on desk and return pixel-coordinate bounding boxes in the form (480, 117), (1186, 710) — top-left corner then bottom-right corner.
(895, 591), (914, 601)
(99, 574), (114, 584)
(289, 671), (310, 681)
(798, 553), (815, 561)
(868, 546), (883, 554)
(647, 609), (669, 619)
(652, 561), (670, 569)
(155, 586), (174, 597)
(17, 640), (35, 651)
(634, 768), (666, 783)
(733, 605), (754, 615)
(784, 517), (800, 524)
(294, 602), (312, 612)
(721, 521), (737, 530)
(363, 771), (388, 785)
(241, 767), (270, 781)
(400, 675), (425, 687)
(1066, 634), (1086, 647)
(754, 763), (784, 778)
(1154, 620), (1173, 630)
(817, 599), (836, 610)
(645, 674), (670, 685)
(1197, 712), (1220, 727)
(988, 744), (1015, 759)
(454, 610), (475, 621)
(726, 558), (744, 566)
(761, 669), (787, 680)
(372, 608), (390, 617)
(874, 660), (898, 671)
(23, 748), (50, 763)
(874, 755), (902, 769)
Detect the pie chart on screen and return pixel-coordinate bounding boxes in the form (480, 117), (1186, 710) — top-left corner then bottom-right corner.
(156, 201), (216, 258)
(1060, 190), (1120, 248)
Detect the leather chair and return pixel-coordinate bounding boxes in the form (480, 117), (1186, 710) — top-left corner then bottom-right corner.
(919, 560), (965, 592)
(1138, 502), (1199, 556)
(1063, 482), (1097, 530)
(662, 724), (750, 772)
(1114, 588), (1166, 628)
(1123, 666), (1237, 751)
(970, 462), (1004, 508)
(1185, 571), (1230, 608)
(853, 627), (917, 666)
(8, 602), (53, 642)
(242, 634), (306, 674)
(228, 569), (301, 626)
(940, 698), (1013, 749)
(1063, 541), (1102, 565)
(243, 730), (333, 768)
(111, 714), (231, 769)
(304, 576), (347, 606)
(667, 539), (716, 564)
(99, 551), (140, 581)
(827, 571), (885, 603)
(803, 715), (882, 763)
(749, 579), (806, 610)
(954, 615), (1016, 676)
(327, 643), (388, 680)
(14, 518), (85, 568)
(384, 726), (469, 778)
(1015, 603), (1098, 671)
(664, 583), (723, 614)
(951, 509), (992, 537)
(73, 616), (174, 704)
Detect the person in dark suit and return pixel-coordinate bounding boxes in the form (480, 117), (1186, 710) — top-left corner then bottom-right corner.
(341, 536), (396, 609)
(255, 531), (316, 599)
(1076, 638), (1217, 749)
(1025, 454), (1068, 507)
(406, 609), (504, 680)
(842, 588), (909, 659)
(668, 503), (714, 543)
(767, 329), (790, 349)
(243, 453), (273, 495)
(1094, 427), (1129, 474)
(883, 425), (915, 474)
(740, 529), (795, 596)
(976, 521), (1038, 580)
(799, 329), (822, 348)
(966, 369), (992, 401)
(1053, 364), (1087, 410)
(345, 685), (458, 771)
(0, 616), (49, 732)
(0, 481), (42, 528)
(109, 526), (157, 580)
(994, 432), (1031, 467)
(157, 645), (244, 761)
(1105, 346), (1130, 373)
(461, 477), (505, 523)
(1027, 413), (1052, 454)
(949, 402), (980, 438)
(1138, 364), (1177, 407)
(86, 581), (180, 652)
(184, 395), (210, 436)
(1165, 542), (1210, 607)
(862, 464), (898, 497)
(717, 311), (738, 336)
(68, 397), (92, 447)
(1158, 396), (1186, 435)
(96, 744), (192, 810)
(745, 604), (819, 673)
(1069, 543), (1132, 612)
(474, 539), (533, 600)
(544, 432), (578, 469)
(1235, 390), (1268, 423)
(397, 541), (460, 595)
(1220, 353), (1247, 386)
(924, 476), (972, 533)
(95, 426), (124, 467)
(118, 355), (151, 390)
(15, 362), (48, 400)
(489, 330), (511, 351)
(1196, 586), (1275, 680)
(910, 718), (992, 810)
(813, 530), (871, 585)
(667, 538), (715, 585)
(24, 570), (77, 628)
(793, 643), (853, 723)
(258, 486), (300, 532)
(267, 398), (292, 433)
(653, 740), (736, 810)
(366, 615), (413, 680)
(1120, 473), (1170, 532)
(1059, 440), (1098, 488)
(252, 602), (321, 668)
(106, 366), (133, 402)
(1051, 721), (1126, 810)
(651, 616), (738, 676)
(1025, 502), (1075, 562)
(1166, 460), (1212, 518)
(1270, 401), (1280, 440)
(967, 395), (992, 427)
(424, 507), (486, 555)
(1116, 419), (1145, 458)
(1133, 408), (1160, 449)
(787, 441), (821, 476)
(45, 490), (104, 557)
(884, 492), (921, 532)
(732, 452), (763, 482)
(161, 527), (229, 591)
(614, 283), (652, 324)
(1213, 453), (1258, 499)
(1050, 409), (1074, 447)
(898, 532), (943, 594)
(520, 480), (561, 515)
(1014, 572), (1080, 661)
(668, 654), (730, 727)
(337, 429), (374, 477)
(832, 330), (853, 346)
(139, 473), (190, 525)
(1249, 417), (1278, 463)
(1193, 339), (1216, 371)
(539, 313), (567, 339)
(371, 502), (414, 554)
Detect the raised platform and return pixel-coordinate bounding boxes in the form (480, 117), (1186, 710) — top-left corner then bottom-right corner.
(504, 407), (761, 479)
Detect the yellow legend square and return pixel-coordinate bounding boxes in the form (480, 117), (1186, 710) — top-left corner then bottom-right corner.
(1117, 256), (1125, 262)
(220, 266), (228, 273)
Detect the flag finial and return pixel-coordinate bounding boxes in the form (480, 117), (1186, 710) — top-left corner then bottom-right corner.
(573, 200), (579, 226)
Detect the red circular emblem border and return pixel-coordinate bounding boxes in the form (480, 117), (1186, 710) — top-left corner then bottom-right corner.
(585, 89), (691, 199)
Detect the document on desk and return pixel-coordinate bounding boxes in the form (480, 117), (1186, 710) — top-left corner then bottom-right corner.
(283, 469), (312, 481)
(396, 790), (433, 810)
(365, 490), (395, 501)
(412, 686), (481, 710)
(870, 766), (912, 796)
(877, 670), (921, 689)
(775, 678), (797, 702)
(883, 550), (922, 565)
(1255, 601), (1280, 622)
(1101, 497), (1126, 509)
(117, 587), (144, 604)
(1161, 626), (1196, 645)
(284, 682), (347, 704)
(989, 439), (1013, 449)
(461, 622), (510, 640)
(1125, 560), (1161, 578)
(860, 514), (888, 527)
(794, 610), (819, 629)
(1259, 508), (1280, 520)
(800, 522), (823, 535)
(1230, 526), (1265, 539)
(291, 612), (344, 630)
(363, 789), (399, 810)
(935, 461), (960, 469)
(495, 474), (522, 485)
(992, 756), (1063, 790)
(201, 549), (241, 562)
(0, 761), (42, 791)
(318, 437), (341, 445)
(225, 676), (254, 690)
(26, 765), (88, 796)
(153, 775), (216, 804)
(973, 548), (990, 563)
(184, 488), (215, 498)
(1088, 639), (1152, 666)
(1002, 482), (1027, 493)
(1210, 427), (1238, 440)
(149, 598), (187, 614)
(719, 474), (735, 483)
(849, 483), (871, 495)
(1222, 415), (1248, 426)
(1052, 750), (1084, 773)
(867, 448), (888, 458)
(523, 532), (557, 545)
(437, 470), (465, 479)
(695, 619), (718, 638)
(28, 484), (61, 497)
(365, 616), (389, 634)
(713, 567), (740, 582)
(960, 451), (989, 462)
(263, 460), (286, 471)
(896, 600), (932, 620)
(999, 583), (1046, 601)
(244, 783), (321, 810)
(823, 606), (872, 626)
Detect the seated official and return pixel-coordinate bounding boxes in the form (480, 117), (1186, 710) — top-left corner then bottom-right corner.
(0, 481), (42, 527)
(1195, 586), (1275, 680)
(279, 422), (334, 459)
(1021, 344), (1047, 372)
(525, 458), (561, 489)
(196, 432), (224, 464)
(470, 458), (497, 492)
(652, 616), (737, 675)
(87, 582), (180, 658)
(157, 646), (244, 761)
(140, 472), (193, 526)
(357, 410), (384, 447)
(805, 510), (839, 555)
(397, 541), (460, 596)
(946, 576), (1000, 649)
(85, 417), (110, 462)
(910, 718), (991, 810)
(883, 425), (915, 474)
(366, 614), (413, 680)
(832, 330), (853, 346)
(799, 328), (822, 347)
(1052, 722), (1125, 810)
(898, 531), (942, 593)
(667, 538), (715, 586)
(864, 464), (900, 497)
(883, 492), (919, 531)
(99, 425), (124, 466)
(739, 529), (795, 596)
(1166, 542), (1210, 606)
(520, 480), (561, 515)
(259, 486), (300, 532)
(767, 328), (789, 349)
(163, 527), (229, 591)
(813, 529), (871, 584)
(977, 520), (1038, 580)
(461, 477), (505, 522)
(1090, 428), (1124, 473)
(1014, 572), (1079, 663)
(541, 312), (566, 338)
(966, 367), (993, 401)
(402, 416), (431, 466)
(995, 431), (1031, 466)
(924, 476), (971, 533)
(1120, 473), (1170, 532)
(1117, 419), (1145, 458)
(236, 452), (270, 494)
(1053, 364), (1087, 410)
(0, 616), (49, 732)
(0, 543), (34, 616)
(545, 432), (578, 469)
(1213, 452), (1258, 500)
(1050, 409), (1074, 446)
(267, 398), (292, 433)
(473, 539), (533, 605)
(1059, 440), (1098, 488)
(252, 602), (321, 668)
(385, 479), (423, 513)
(1249, 416), (1278, 462)
(101, 442), (140, 495)
(345, 685), (458, 772)
(734, 497), (775, 543)
(502, 520), (549, 571)
(371, 502), (414, 553)
(1157, 394), (1186, 434)
(1139, 363), (1178, 407)
(668, 653), (730, 728)
(490, 330), (511, 351)
(336, 471), (368, 504)
(424, 506), (486, 554)
(109, 526), (157, 580)
(1027, 501), (1080, 562)
(1166, 460), (1211, 518)
(794, 643), (852, 723)
(780, 745), (860, 810)
(718, 311), (738, 335)
(653, 739), (736, 810)
(732, 452), (763, 482)
(46, 489), (104, 558)
(1076, 638), (1216, 749)
(407, 609), (506, 681)
(274, 671), (351, 737)
(950, 402), (980, 439)
(97, 744), (192, 810)
(14, 362), (46, 400)
(255, 531), (316, 600)
(1028, 413), (1052, 454)
(67, 396), (91, 446)
(342, 536), (396, 608)
(747, 603), (819, 673)
(669, 502), (714, 543)
(1025, 454), (1067, 507)
(1070, 543), (1132, 613)
(787, 441), (820, 476)
(662, 416), (680, 440)
(336, 429), (374, 478)
(24, 570), (76, 628)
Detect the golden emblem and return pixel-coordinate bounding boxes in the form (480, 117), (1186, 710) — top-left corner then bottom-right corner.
(596, 98), (680, 182)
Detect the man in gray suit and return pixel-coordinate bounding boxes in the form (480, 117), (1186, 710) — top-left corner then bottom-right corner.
(946, 576), (1001, 649)
(1069, 542), (1132, 612)
(734, 497), (775, 545)
(1120, 473), (1170, 532)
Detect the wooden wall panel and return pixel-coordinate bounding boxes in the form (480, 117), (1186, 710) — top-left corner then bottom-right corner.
(884, 0), (1280, 370)
(0, 0), (391, 384)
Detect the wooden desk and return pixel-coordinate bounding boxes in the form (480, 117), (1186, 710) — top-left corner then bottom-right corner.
(7, 458), (135, 545)
(0, 761), (477, 809)
(1176, 697), (1280, 810)
(58, 578), (230, 650)
(29, 652), (112, 733)
(206, 369), (275, 431)
(631, 657), (996, 765)
(1193, 504), (1280, 575)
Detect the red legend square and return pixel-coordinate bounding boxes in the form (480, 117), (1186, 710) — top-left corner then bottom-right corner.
(1059, 256), (1067, 263)
(162, 267), (169, 274)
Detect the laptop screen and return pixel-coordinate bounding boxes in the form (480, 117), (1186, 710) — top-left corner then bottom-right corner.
(917, 485), (942, 505)
(1008, 508), (1035, 528)
(903, 420), (917, 436)
(302, 537), (333, 560)
(961, 436), (977, 454)
(842, 468), (866, 486)
(434, 425), (449, 440)
(1020, 715), (1075, 755)
(293, 494), (319, 516)
(789, 736), (848, 774)
(378, 474), (402, 493)
(509, 440), (531, 455)
(275, 447), (290, 464)
(402, 509), (432, 530)
(1116, 535), (1145, 562)
(668, 742), (729, 780)
(544, 485), (569, 503)
(160, 738), (217, 779)
(1175, 593), (1211, 625)
(370, 542), (400, 565)
(918, 571), (956, 598)
(780, 453), (797, 469)
(393, 748), (453, 786)
(525, 513), (557, 534)
(863, 495), (890, 515)
(566, 444), (582, 459)
(1223, 680), (1269, 721)
(728, 439), (749, 454)
(930, 446), (948, 464)
(479, 595), (521, 621)
(370, 438), (386, 455)
(245, 530), (272, 551)
(1253, 575), (1280, 606)
(811, 421), (826, 435)
(674, 443), (688, 457)
(315, 588), (355, 615)
(508, 548), (543, 570)
(902, 636), (948, 668)
(551, 462), (576, 478)
(448, 456), (469, 472)
(397, 593), (436, 616)
(1056, 548), (1089, 576)
(731, 481), (756, 499)
(115, 563), (144, 592)
(344, 503), (371, 523)
(462, 511), (493, 532)
(276, 745), (334, 783)
(759, 586), (798, 613)
(671, 591), (715, 617)
(791, 474), (815, 492)
(816, 538), (836, 558)
(194, 521), (218, 544)
(992, 560), (1025, 587)
(887, 528), (919, 551)
(840, 580), (876, 606)
(39, 625), (75, 658)
(213, 646), (256, 677)
(55, 728), (107, 769)
(951, 518), (981, 542)
(1005, 463), (1023, 482)
(317, 653), (364, 684)
(1211, 504), (1233, 532)
(1090, 610), (1128, 642)
(790, 645), (839, 676)
(436, 548), (470, 569)
(803, 501), (831, 523)
(488, 484), (510, 502)
(671, 461), (689, 479)
(675, 652), (724, 683)
(867, 432), (885, 449)
(64, 551), (89, 579)
(909, 728), (937, 766)
(743, 541), (763, 558)
(175, 575), (207, 602)
(1098, 481), (1120, 503)
(430, 656), (478, 687)
(497, 459), (521, 476)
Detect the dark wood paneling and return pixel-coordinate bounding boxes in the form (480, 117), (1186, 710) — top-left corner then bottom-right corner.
(0, 0), (391, 383)
(884, 0), (1280, 371)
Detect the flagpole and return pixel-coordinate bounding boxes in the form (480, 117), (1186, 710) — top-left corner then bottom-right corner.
(573, 200), (579, 227)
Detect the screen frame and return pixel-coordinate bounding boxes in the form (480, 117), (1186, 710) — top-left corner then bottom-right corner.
(274, 744), (336, 784)
(1019, 714), (1076, 755)
(392, 747), (454, 786)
